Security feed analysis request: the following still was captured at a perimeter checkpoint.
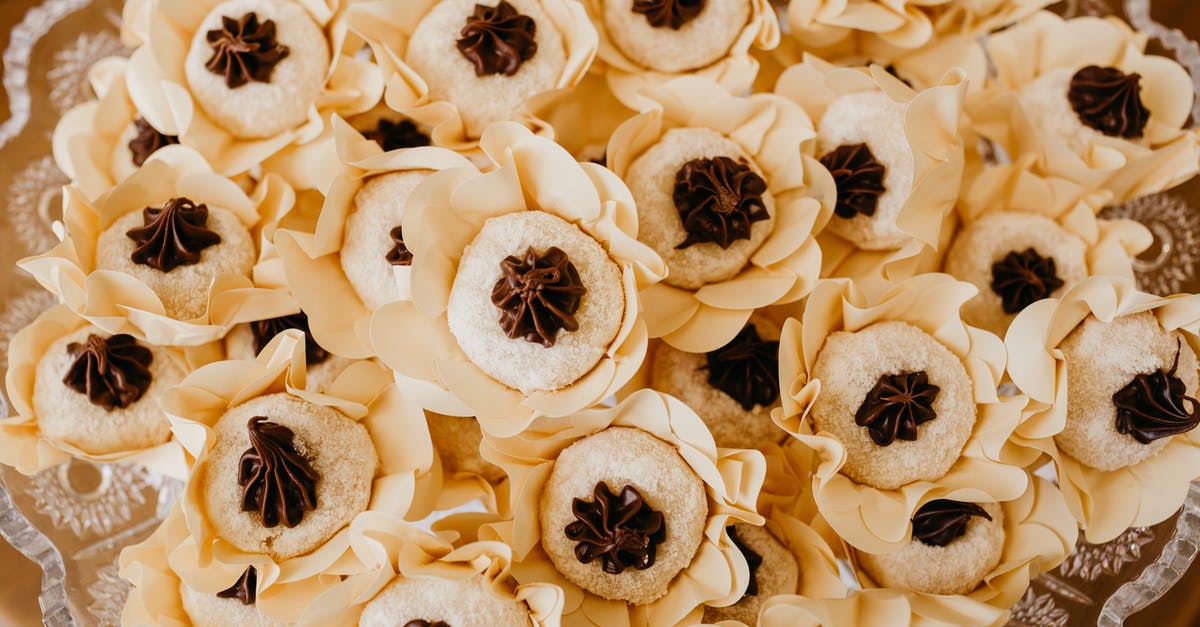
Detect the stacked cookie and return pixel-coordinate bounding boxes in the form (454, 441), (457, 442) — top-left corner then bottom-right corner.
(4, 0), (1200, 625)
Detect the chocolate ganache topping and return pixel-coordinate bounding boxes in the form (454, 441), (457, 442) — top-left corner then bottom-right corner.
(456, 1), (538, 77)
(631, 0), (705, 30)
(63, 334), (154, 411)
(205, 12), (290, 89)
(126, 197), (222, 273)
(990, 248), (1064, 314)
(911, 499), (991, 547)
(727, 526), (764, 596)
(819, 143), (887, 219)
(565, 482), (666, 574)
(673, 156), (769, 250)
(250, 312), (329, 365)
(404, 621), (451, 627)
(216, 566), (258, 605)
(386, 226), (413, 266)
(491, 246), (586, 347)
(365, 118), (430, 152)
(855, 370), (940, 446)
(1113, 340), (1200, 444)
(1067, 65), (1149, 139)
(238, 416), (318, 528)
(705, 323), (780, 411)
(128, 117), (179, 167)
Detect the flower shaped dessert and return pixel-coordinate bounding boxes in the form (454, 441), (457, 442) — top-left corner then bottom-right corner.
(774, 273), (1029, 554)
(155, 330), (435, 621)
(970, 12), (1200, 202)
(346, 0), (597, 151)
(606, 77), (827, 353)
(776, 57), (966, 300)
(368, 122), (665, 436)
(126, 0), (383, 178)
(1006, 276), (1200, 542)
(19, 155), (297, 346)
(0, 305), (202, 475)
(760, 476), (1076, 627)
(480, 389), (765, 625)
(580, 0), (779, 110)
(942, 155), (1152, 337)
(276, 118), (474, 358)
(289, 519), (563, 625)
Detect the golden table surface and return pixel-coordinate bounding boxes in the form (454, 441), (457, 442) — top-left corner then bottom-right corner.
(0, 0), (1199, 625)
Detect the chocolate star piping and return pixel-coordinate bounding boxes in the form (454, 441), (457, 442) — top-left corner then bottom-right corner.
(365, 118), (430, 152)
(727, 526), (763, 596)
(631, 0), (705, 30)
(490, 246), (586, 347)
(386, 226), (413, 266)
(672, 156), (769, 250)
(854, 370), (940, 446)
(216, 566), (257, 605)
(990, 248), (1064, 314)
(128, 117), (179, 167)
(250, 312), (329, 365)
(565, 482), (666, 575)
(205, 12), (290, 89)
(237, 416), (318, 528)
(62, 334), (154, 411)
(1067, 65), (1149, 139)
(705, 323), (780, 411)
(1113, 340), (1200, 444)
(125, 197), (222, 273)
(456, 1), (538, 77)
(819, 143), (887, 219)
(911, 499), (991, 547)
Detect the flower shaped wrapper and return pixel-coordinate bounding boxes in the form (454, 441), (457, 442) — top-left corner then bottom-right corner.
(582, 0), (778, 111)
(478, 389), (766, 626)
(0, 304), (217, 476)
(773, 273), (1029, 554)
(1005, 275), (1200, 543)
(605, 77), (827, 353)
(293, 516), (564, 625)
(155, 330), (436, 622)
(775, 57), (967, 301)
(369, 121), (666, 436)
(969, 12), (1200, 202)
(19, 154), (299, 346)
(126, 0), (383, 179)
(759, 476), (1076, 627)
(275, 117), (474, 359)
(345, 0), (597, 153)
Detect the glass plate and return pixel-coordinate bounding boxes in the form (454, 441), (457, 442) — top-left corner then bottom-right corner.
(1, 0), (1199, 625)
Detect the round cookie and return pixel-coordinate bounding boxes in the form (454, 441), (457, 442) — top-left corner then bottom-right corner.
(601, 0), (752, 74)
(179, 579), (287, 627)
(810, 320), (976, 490)
(405, 0), (567, 138)
(359, 575), (531, 627)
(426, 412), (505, 483)
(816, 90), (915, 251)
(1019, 67), (1150, 155)
(944, 211), (1088, 337)
(184, 0), (330, 139)
(94, 201), (255, 321)
(341, 171), (428, 311)
(539, 427), (708, 605)
(649, 318), (783, 449)
(446, 211), (625, 394)
(624, 127), (776, 289)
(1055, 312), (1200, 471)
(200, 393), (377, 560)
(33, 327), (185, 455)
(702, 523), (799, 625)
(858, 501), (1005, 596)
